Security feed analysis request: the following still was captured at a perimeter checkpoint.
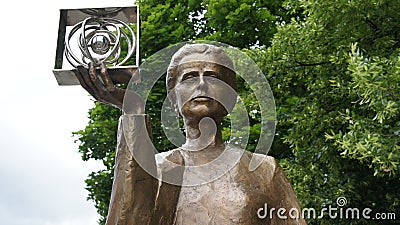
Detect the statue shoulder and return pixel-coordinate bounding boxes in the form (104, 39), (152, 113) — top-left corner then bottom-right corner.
(239, 151), (282, 186)
(253, 152), (279, 171)
(241, 150), (279, 172)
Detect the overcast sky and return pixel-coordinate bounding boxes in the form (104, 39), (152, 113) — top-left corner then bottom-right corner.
(0, 1), (135, 225)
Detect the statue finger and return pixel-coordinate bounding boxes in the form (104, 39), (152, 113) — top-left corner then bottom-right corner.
(88, 62), (106, 93)
(75, 66), (96, 97)
(87, 63), (115, 103)
(100, 62), (116, 92)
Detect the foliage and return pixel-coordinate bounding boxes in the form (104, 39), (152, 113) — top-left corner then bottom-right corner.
(248, 0), (400, 224)
(203, 0), (280, 47)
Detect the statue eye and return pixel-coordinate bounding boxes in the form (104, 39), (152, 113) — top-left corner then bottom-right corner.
(204, 71), (219, 78)
(182, 72), (198, 81)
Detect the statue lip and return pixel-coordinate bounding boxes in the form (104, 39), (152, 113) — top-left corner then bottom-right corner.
(192, 96), (213, 102)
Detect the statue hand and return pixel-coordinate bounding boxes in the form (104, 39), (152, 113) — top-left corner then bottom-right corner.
(75, 62), (144, 114)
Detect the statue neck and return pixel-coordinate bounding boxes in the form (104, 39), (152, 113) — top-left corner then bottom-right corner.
(182, 117), (224, 151)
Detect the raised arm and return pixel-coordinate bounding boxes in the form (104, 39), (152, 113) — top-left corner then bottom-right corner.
(74, 64), (158, 225)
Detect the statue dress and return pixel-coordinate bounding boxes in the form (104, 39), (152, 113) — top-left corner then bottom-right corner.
(105, 114), (307, 225)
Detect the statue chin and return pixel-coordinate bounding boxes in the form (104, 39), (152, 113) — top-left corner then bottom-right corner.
(180, 100), (227, 121)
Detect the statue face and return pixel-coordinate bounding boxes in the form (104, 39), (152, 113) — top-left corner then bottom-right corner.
(174, 60), (237, 121)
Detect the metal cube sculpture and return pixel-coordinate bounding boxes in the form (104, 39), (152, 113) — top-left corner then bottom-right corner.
(53, 6), (139, 85)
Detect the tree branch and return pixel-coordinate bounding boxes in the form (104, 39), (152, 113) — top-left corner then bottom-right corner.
(285, 61), (329, 68)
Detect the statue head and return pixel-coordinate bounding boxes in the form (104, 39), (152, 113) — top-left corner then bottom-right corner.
(166, 44), (238, 120)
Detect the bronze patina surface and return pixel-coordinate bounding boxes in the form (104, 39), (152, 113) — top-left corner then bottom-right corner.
(74, 44), (307, 225)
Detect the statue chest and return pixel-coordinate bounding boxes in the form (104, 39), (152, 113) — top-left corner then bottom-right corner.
(155, 149), (275, 224)
(174, 169), (268, 225)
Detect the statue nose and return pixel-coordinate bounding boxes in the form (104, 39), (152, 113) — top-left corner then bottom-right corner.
(196, 74), (208, 91)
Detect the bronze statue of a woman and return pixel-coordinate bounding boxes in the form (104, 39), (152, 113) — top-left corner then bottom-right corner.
(74, 43), (306, 225)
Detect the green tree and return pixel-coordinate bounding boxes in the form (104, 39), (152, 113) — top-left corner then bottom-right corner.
(247, 0), (400, 224)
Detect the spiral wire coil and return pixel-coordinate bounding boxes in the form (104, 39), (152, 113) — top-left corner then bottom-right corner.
(65, 16), (136, 68)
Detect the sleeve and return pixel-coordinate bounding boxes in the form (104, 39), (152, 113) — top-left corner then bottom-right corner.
(105, 114), (158, 225)
(269, 159), (307, 225)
